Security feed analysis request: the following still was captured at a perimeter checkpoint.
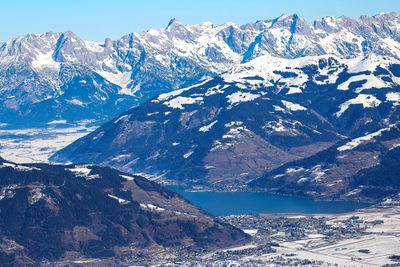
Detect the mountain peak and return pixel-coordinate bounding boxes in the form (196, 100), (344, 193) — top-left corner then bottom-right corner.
(373, 11), (399, 18)
(271, 13), (306, 29)
(1, 13), (400, 127)
(270, 13), (310, 36)
(52, 30), (86, 62)
(61, 30), (77, 38)
(166, 18), (184, 29)
(276, 13), (303, 22)
(57, 30), (82, 44)
(104, 37), (113, 48)
(165, 18), (193, 39)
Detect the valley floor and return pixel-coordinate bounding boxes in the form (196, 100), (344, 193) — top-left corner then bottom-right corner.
(1, 124), (399, 266)
(44, 194), (400, 266)
(167, 198), (400, 266)
(0, 122), (96, 163)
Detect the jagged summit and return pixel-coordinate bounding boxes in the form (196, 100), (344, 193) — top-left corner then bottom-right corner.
(0, 13), (399, 126)
(61, 30), (77, 37)
(3, 12), (399, 43)
(104, 37), (113, 48)
(166, 17), (182, 28)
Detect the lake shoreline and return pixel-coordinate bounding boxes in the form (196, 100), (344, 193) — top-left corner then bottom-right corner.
(167, 186), (371, 216)
(164, 183), (379, 204)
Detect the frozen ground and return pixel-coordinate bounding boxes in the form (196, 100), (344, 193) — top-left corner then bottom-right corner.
(192, 197), (400, 266)
(0, 122), (96, 163)
(0, 120), (399, 266)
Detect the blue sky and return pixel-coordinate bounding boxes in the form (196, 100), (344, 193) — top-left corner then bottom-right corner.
(2, 0), (399, 41)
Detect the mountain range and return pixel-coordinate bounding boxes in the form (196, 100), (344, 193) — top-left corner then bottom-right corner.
(2, 10), (400, 267)
(0, 157), (248, 265)
(1, 12), (400, 126)
(52, 50), (400, 201)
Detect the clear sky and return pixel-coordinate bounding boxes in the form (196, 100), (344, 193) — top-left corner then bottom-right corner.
(2, 0), (399, 42)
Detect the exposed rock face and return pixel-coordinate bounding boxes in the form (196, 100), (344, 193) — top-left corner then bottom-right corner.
(0, 159), (249, 265)
(1, 13), (400, 126)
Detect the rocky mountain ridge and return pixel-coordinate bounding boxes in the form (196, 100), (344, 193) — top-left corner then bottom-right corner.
(1, 12), (400, 126)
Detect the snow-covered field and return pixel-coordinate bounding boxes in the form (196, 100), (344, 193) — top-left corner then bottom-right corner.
(0, 123), (96, 163)
(207, 201), (400, 266)
(277, 208), (400, 266)
(273, 233), (399, 266)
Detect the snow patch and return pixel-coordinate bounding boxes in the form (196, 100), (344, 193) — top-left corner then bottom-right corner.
(31, 51), (60, 70)
(226, 92), (260, 107)
(336, 94), (381, 117)
(67, 99), (85, 106)
(337, 74), (386, 91)
(286, 87), (303, 94)
(84, 40), (104, 53)
(120, 174), (134, 181)
(114, 114), (129, 124)
(183, 150), (194, 159)
(157, 78), (211, 101)
(140, 203), (165, 211)
(47, 120), (67, 125)
(108, 194), (130, 205)
(164, 96), (203, 109)
(281, 100), (307, 111)
(386, 92), (400, 106)
(243, 229), (258, 236)
(1, 162), (41, 172)
(67, 165), (100, 180)
(337, 127), (389, 151)
(199, 120), (218, 132)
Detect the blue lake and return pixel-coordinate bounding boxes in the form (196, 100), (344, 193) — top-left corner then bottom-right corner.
(168, 187), (371, 216)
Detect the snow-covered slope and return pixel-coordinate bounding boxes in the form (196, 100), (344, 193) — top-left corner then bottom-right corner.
(52, 45), (400, 191)
(250, 124), (400, 202)
(1, 12), (400, 126)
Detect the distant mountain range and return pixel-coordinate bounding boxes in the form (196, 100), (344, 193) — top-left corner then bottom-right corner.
(1, 12), (400, 126)
(0, 157), (248, 265)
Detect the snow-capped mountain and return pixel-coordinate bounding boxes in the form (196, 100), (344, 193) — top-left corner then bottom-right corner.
(51, 49), (400, 195)
(1, 12), (400, 126)
(0, 157), (248, 264)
